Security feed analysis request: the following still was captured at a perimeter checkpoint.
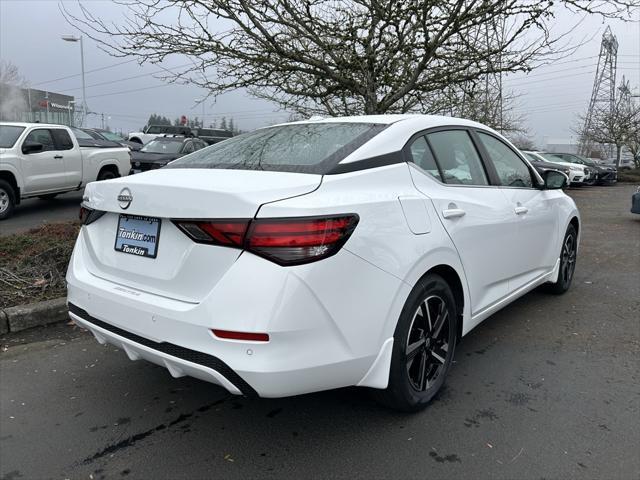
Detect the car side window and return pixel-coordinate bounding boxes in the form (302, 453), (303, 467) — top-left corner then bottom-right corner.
(23, 129), (55, 152)
(50, 129), (74, 150)
(408, 136), (442, 182)
(426, 130), (488, 185)
(477, 132), (533, 188)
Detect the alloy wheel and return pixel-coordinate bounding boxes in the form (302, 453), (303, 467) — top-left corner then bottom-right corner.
(405, 295), (450, 392)
(0, 189), (9, 214)
(561, 234), (576, 287)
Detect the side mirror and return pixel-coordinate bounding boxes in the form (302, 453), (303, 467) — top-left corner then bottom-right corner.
(22, 141), (44, 154)
(543, 170), (567, 190)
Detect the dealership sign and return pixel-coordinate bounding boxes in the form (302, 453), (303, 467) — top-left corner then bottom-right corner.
(38, 100), (73, 111)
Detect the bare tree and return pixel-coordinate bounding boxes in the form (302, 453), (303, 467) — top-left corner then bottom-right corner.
(0, 60), (29, 122)
(577, 96), (640, 167)
(0, 60), (28, 87)
(63, 1), (636, 116)
(626, 127), (640, 168)
(508, 133), (537, 151)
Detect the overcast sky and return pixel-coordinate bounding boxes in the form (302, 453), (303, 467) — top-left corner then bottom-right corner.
(1, 0), (638, 146)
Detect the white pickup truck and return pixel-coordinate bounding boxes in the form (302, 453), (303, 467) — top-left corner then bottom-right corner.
(0, 122), (131, 220)
(127, 125), (193, 145)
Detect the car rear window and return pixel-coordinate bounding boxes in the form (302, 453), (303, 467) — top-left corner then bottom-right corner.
(167, 123), (387, 174)
(0, 126), (25, 148)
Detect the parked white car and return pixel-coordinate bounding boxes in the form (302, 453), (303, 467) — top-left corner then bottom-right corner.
(523, 151), (591, 185)
(0, 122), (130, 220)
(127, 125), (192, 145)
(67, 115), (579, 411)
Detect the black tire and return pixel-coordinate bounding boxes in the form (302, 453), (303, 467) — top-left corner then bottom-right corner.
(38, 193), (58, 201)
(374, 273), (458, 412)
(545, 224), (578, 295)
(0, 179), (16, 221)
(97, 169), (117, 181)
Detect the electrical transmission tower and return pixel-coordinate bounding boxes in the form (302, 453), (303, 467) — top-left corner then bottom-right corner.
(578, 26), (618, 157)
(452, 16), (506, 132)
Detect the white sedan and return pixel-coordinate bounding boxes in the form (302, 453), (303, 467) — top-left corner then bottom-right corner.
(67, 115), (579, 411)
(524, 151), (591, 186)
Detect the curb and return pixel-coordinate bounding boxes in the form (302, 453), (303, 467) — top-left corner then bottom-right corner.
(0, 297), (68, 334)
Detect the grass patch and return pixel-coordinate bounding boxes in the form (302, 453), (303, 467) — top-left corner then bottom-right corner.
(618, 168), (640, 183)
(0, 222), (80, 309)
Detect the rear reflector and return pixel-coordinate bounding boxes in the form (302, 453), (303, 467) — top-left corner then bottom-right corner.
(212, 329), (270, 342)
(173, 214), (359, 266)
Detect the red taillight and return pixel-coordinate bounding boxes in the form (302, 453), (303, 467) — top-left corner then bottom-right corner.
(173, 220), (250, 247)
(212, 329), (270, 342)
(173, 214), (359, 266)
(247, 215), (359, 265)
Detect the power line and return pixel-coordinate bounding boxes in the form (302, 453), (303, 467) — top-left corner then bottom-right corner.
(56, 62), (195, 93)
(31, 59), (138, 87)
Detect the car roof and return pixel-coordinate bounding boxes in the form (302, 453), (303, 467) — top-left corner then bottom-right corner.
(274, 114), (489, 129)
(149, 136), (191, 142)
(0, 122), (69, 128)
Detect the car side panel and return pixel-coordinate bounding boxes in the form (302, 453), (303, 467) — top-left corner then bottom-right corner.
(257, 163), (473, 342)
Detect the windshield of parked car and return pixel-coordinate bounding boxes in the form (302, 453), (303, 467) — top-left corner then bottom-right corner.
(141, 140), (183, 154)
(0, 125), (25, 148)
(167, 122), (387, 174)
(99, 131), (125, 142)
(70, 127), (95, 140)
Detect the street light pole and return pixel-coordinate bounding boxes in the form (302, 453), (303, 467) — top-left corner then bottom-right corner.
(61, 34), (88, 126)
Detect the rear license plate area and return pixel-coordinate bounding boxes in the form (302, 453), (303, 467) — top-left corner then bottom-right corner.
(115, 214), (161, 258)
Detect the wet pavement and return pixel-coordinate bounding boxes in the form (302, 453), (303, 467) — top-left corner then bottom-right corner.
(1, 184), (638, 480)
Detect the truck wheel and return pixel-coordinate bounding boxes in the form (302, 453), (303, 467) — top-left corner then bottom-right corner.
(0, 180), (16, 220)
(97, 169), (117, 181)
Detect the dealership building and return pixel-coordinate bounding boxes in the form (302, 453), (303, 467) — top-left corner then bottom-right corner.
(0, 83), (76, 126)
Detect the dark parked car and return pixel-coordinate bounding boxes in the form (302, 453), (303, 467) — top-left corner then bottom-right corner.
(129, 136), (208, 174)
(522, 152), (571, 185)
(192, 128), (233, 145)
(70, 127), (124, 149)
(548, 153), (617, 185)
(83, 128), (142, 151)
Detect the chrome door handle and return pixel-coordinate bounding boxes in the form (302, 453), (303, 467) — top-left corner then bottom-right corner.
(514, 206), (528, 215)
(442, 208), (466, 219)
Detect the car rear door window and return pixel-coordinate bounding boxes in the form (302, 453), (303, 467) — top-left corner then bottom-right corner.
(23, 129), (55, 152)
(51, 129), (74, 150)
(477, 132), (533, 188)
(409, 136), (442, 182)
(426, 130), (488, 185)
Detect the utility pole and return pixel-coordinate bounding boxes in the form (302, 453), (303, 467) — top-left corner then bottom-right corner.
(61, 34), (88, 126)
(579, 26), (618, 157)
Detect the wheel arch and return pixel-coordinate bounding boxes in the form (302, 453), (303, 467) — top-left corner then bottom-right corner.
(425, 264), (465, 340)
(97, 164), (120, 180)
(0, 170), (21, 204)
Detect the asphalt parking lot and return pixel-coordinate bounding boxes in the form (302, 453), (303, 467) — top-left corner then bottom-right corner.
(1, 184), (638, 480)
(0, 191), (83, 237)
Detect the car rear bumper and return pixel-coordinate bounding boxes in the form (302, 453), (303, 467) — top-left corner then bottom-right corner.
(66, 234), (405, 398)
